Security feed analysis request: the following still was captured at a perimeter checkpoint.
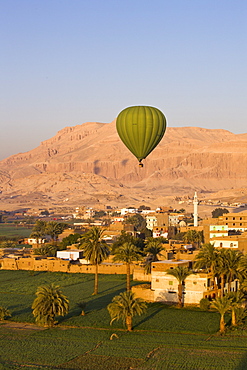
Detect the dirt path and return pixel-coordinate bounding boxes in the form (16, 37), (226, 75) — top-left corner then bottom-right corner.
(0, 321), (45, 330)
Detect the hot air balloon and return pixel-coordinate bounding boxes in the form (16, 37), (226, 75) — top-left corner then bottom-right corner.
(116, 106), (166, 167)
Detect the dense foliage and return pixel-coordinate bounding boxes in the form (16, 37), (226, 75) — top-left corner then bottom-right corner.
(212, 208), (229, 218)
(124, 214), (146, 231)
(111, 231), (145, 253)
(30, 220), (68, 244)
(61, 233), (82, 248)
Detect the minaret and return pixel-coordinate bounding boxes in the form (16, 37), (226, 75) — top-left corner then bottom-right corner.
(193, 191), (198, 227)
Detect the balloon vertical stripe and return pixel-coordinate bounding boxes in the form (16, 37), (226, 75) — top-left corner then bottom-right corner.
(116, 106), (166, 165)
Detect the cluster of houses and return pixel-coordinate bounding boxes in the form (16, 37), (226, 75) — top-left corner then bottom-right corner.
(1, 202), (247, 306)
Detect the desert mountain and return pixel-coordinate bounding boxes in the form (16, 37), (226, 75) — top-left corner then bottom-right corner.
(0, 120), (247, 210)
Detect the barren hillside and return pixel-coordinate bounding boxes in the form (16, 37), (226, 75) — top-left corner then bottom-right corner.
(0, 120), (247, 210)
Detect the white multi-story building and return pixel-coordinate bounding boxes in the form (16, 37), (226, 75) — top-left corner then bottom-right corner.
(209, 225), (229, 239)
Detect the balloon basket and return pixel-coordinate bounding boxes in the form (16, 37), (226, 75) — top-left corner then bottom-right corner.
(139, 163), (143, 168)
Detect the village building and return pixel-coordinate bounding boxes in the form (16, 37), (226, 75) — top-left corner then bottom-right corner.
(73, 207), (95, 219)
(27, 238), (46, 245)
(146, 211), (178, 238)
(133, 259), (238, 304)
(202, 222), (229, 244)
(56, 249), (84, 261)
(120, 207), (138, 216)
(218, 212), (247, 231)
(210, 233), (247, 253)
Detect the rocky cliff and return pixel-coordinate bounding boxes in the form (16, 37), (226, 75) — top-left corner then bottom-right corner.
(0, 120), (247, 209)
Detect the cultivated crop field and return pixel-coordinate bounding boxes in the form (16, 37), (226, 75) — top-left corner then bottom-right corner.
(0, 270), (247, 369)
(0, 224), (32, 239)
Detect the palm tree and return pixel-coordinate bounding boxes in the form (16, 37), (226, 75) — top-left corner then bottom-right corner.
(107, 291), (147, 331)
(113, 242), (141, 291)
(166, 266), (192, 308)
(45, 221), (67, 245)
(224, 249), (243, 293)
(30, 220), (47, 244)
(32, 283), (69, 327)
(227, 291), (245, 326)
(217, 248), (228, 297)
(143, 238), (164, 274)
(238, 254), (247, 285)
(111, 231), (144, 255)
(211, 296), (232, 333)
(183, 230), (203, 248)
(34, 244), (58, 257)
(194, 243), (219, 290)
(79, 226), (110, 295)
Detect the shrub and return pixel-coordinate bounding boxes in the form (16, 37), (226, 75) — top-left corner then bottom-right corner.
(200, 298), (211, 311)
(0, 306), (11, 320)
(0, 240), (17, 248)
(76, 301), (87, 316)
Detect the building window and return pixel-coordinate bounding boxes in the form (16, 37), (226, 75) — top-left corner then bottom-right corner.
(230, 243), (233, 247)
(169, 281), (173, 285)
(156, 279), (159, 282)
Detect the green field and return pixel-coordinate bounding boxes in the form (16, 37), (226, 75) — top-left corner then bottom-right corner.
(0, 270), (247, 369)
(0, 224), (32, 239)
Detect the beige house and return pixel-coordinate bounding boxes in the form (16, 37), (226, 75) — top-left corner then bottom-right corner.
(151, 261), (210, 304)
(218, 212), (247, 231)
(133, 260), (220, 304)
(210, 234), (247, 253)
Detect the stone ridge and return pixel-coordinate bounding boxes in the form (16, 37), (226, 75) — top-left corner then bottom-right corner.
(0, 120), (246, 209)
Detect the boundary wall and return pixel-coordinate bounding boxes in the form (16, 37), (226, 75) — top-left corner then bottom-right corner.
(0, 257), (134, 274)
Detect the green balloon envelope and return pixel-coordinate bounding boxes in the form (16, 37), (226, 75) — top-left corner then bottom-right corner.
(116, 106), (167, 165)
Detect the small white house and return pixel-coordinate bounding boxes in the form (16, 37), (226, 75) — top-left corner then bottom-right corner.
(120, 208), (138, 216)
(27, 238), (46, 245)
(56, 249), (83, 261)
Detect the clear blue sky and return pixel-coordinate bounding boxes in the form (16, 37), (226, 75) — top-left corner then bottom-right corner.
(1, 0), (246, 160)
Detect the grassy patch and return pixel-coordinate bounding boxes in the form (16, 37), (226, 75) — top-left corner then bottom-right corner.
(0, 326), (247, 370)
(137, 346), (247, 370)
(0, 224), (32, 239)
(0, 270), (234, 332)
(58, 354), (144, 370)
(0, 270), (247, 369)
